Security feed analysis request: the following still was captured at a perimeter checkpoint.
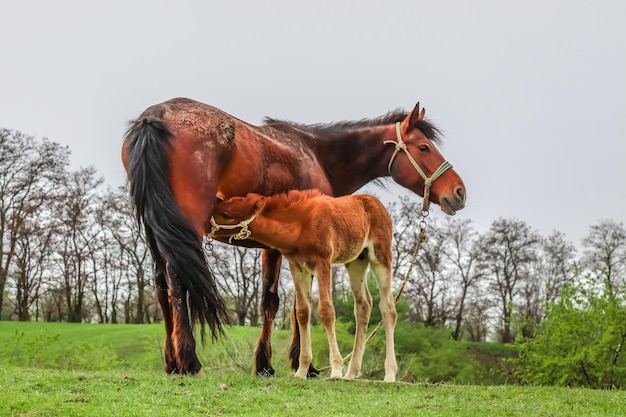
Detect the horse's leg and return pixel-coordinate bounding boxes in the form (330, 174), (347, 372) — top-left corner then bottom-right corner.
(370, 261), (398, 382)
(154, 259), (177, 373)
(317, 262), (343, 379)
(290, 264), (313, 380)
(254, 249), (281, 376)
(165, 263), (203, 374)
(343, 257), (372, 380)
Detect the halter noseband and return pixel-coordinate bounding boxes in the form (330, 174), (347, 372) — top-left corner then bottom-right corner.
(207, 214), (256, 243)
(384, 122), (453, 212)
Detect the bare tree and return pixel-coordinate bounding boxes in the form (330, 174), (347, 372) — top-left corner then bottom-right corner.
(408, 218), (451, 326)
(11, 208), (57, 320)
(541, 230), (577, 303)
(463, 289), (491, 342)
(96, 186), (151, 323)
(88, 226), (126, 324)
(0, 129), (68, 315)
(478, 218), (540, 343)
(39, 286), (65, 322)
(388, 196), (423, 280)
(51, 167), (103, 322)
(444, 218), (484, 340)
(582, 219), (626, 292)
(211, 242), (263, 326)
(516, 256), (543, 337)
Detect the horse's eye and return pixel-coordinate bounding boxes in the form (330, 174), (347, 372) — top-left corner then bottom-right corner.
(221, 212), (231, 219)
(418, 144), (429, 152)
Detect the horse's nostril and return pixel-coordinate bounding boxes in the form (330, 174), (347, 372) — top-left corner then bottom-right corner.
(455, 187), (465, 201)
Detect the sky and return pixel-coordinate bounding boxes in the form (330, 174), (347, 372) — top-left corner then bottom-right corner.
(1, 1), (625, 248)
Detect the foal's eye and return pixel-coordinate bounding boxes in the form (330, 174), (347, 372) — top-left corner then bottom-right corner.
(418, 144), (430, 152)
(221, 212), (231, 219)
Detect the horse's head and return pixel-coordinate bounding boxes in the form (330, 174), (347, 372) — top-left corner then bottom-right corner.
(213, 193), (267, 226)
(386, 104), (466, 215)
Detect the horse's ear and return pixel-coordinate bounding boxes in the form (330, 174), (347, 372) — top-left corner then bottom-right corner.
(408, 102), (426, 127)
(253, 196), (266, 213)
(216, 191), (225, 203)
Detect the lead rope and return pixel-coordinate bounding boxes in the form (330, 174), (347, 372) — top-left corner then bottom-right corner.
(206, 214), (256, 243)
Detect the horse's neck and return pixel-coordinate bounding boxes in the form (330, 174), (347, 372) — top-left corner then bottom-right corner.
(310, 125), (393, 196)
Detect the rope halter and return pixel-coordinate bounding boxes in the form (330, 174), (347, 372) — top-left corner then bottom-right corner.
(207, 214), (256, 243)
(384, 122), (453, 212)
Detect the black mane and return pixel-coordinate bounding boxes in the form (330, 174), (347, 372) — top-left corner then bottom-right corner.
(263, 109), (441, 143)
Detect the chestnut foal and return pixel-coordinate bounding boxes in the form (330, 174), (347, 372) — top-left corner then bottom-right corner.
(211, 190), (397, 382)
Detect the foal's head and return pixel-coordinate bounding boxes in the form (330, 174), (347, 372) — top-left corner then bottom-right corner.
(213, 193), (267, 226)
(390, 104), (466, 215)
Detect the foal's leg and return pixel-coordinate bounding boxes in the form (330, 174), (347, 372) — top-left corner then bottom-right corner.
(289, 293), (321, 377)
(290, 264), (314, 380)
(254, 249), (281, 376)
(154, 259), (177, 373)
(289, 307), (321, 378)
(370, 262), (397, 382)
(343, 257), (373, 380)
(317, 262), (343, 379)
(165, 264), (203, 374)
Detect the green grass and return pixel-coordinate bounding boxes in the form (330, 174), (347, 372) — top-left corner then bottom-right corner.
(2, 365), (624, 417)
(1, 322), (625, 416)
(0, 321), (295, 374)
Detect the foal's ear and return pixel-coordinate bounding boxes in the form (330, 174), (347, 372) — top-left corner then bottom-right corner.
(252, 196), (266, 213)
(408, 102), (426, 127)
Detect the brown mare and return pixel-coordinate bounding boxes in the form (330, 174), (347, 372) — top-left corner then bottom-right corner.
(121, 97), (465, 376)
(212, 190), (398, 382)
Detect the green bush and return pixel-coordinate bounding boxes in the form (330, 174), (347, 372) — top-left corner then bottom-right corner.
(514, 270), (626, 388)
(309, 319), (511, 384)
(394, 322), (478, 383)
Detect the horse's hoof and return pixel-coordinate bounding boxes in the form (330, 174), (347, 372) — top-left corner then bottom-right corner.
(306, 365), (321, 379)
(194, 369), (206, 377)
(256, 367), (275, 377)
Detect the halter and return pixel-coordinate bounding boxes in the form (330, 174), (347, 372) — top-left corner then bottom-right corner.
(207, 214), (256, 243)
(384, 122), (453, 212)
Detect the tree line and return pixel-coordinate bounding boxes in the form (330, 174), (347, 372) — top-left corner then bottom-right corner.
(1, 128), (625, 347)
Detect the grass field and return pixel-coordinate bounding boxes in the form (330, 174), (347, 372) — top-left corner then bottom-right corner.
(1, 321), (624, 416)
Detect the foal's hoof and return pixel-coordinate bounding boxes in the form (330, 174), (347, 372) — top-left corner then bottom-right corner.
(292, 371), (308, 380)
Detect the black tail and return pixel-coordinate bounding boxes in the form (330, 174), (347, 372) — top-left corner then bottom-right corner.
(124, 117), (229, 341)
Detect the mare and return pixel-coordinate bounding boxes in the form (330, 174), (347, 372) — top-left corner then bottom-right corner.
(211, 190), (398, 382)
(121, 97), (466, 375)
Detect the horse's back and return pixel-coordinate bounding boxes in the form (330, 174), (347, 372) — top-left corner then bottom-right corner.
(137, 98), (237, 145)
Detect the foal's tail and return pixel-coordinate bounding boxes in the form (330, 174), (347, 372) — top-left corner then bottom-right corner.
(124, 117), (229, 341)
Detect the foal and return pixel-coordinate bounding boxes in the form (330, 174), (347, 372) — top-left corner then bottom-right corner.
(211, 190), (398, 382)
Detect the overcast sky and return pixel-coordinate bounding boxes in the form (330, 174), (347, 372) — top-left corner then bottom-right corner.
(2, 1), (624, 247)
